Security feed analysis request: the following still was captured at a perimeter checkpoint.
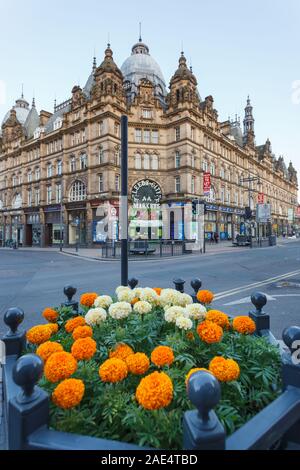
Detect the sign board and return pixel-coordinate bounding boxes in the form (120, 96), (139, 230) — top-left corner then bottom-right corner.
(256, 203), (272, 223)
(288, 208), (294, 223)
(131, 179), (162, 209)
(203, 172), (211, 196)
(257, 193), (264, 204)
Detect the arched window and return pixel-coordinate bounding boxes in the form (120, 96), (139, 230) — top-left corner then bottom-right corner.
(12, 193), (22, 209)
(151, 155), (158, 170)
(135, 153), (142, 169)
(144, 154), (150, 170)
(69, 180), (87, 202)
(70, 156), (76, 172)
(80, 153), (87, 170)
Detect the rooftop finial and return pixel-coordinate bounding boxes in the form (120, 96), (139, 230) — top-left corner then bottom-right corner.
(139, 22), (142, 42)
(54, 97), (57, 111)
(32, 96), (35, 108)
(108, 32), (110, 48)
(21, 83), (24, 99)
(93, 54), (97, 72)
(181, 40), (184, 56)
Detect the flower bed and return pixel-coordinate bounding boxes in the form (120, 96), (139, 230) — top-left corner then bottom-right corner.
(25, 287), (282, 450)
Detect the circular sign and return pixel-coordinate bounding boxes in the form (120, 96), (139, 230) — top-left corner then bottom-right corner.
(131, 179), (162, 209)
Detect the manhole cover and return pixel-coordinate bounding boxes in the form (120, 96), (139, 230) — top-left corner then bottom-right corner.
(274, 280), (300, 288)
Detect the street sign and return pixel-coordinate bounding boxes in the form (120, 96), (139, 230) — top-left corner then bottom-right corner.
(203, 172), (211, 196)
(258, 193), (264, 204)
(256, 203), (272, 223)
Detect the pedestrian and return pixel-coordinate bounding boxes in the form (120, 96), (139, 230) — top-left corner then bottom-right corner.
(214, 232), (219, 244)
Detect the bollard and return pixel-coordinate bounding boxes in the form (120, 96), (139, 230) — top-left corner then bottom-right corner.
(128, 278), (138, 290)
(9, 354), (49, 450)
(249, 292), (270, 332)
(183, 371), (226, 450)
(173, 278), (185, 293)
(2, 307), (25, 357)
(191, 279), (202, 303)
(62, 285), (78, 313)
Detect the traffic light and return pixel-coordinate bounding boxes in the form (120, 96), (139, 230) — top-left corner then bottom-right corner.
(192, 200), (197, 215)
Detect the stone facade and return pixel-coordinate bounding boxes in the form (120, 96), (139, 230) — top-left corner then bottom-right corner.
(0, 40), (298, 247)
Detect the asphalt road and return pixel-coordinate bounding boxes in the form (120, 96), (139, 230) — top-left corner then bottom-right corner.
(1, 240), (300, 338)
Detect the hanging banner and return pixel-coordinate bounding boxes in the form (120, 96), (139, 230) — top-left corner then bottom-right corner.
(257, 193), (264, 204)
(203, 172), (211, 196)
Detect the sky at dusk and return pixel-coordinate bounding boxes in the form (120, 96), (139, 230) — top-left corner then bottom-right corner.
(0, 0), (299, 187)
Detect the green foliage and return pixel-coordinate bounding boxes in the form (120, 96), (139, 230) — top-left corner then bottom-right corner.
(28, 304), (282, 450)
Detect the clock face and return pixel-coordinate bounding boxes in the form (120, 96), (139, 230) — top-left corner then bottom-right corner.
(131, 179), (162, 209)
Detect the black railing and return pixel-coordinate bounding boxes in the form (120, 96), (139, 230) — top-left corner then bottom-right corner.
(1, 282), (300, 450)
(100, 240), (197, 258)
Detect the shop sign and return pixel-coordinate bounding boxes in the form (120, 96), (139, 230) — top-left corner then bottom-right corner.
(203, 172), (211, 195)
(131, 179), (162, 209)
(256, 204), (272, 223)
(44, 205), (61, 212)
(205, 204), (218, 211)
(257, 193), (265, 204)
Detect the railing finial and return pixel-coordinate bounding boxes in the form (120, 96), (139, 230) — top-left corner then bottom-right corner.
(4, 307), (24, 336)
(12, 354), (44, 404)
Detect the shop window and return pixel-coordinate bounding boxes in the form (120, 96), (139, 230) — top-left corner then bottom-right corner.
(69, 180), (87, 202)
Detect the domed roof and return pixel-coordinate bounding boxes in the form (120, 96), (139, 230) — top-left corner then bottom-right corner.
(121, 39), (167, 97)
(95, 44), (123, 79)
(1, 96), (30, 129)
(170, 52), (197, 85)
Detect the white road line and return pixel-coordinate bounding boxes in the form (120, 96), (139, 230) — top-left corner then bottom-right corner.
(214, 269), (300, 300)
(223, 294), (277, 306)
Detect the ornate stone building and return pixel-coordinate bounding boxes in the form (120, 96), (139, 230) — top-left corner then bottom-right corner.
(0, 38), (298, 247)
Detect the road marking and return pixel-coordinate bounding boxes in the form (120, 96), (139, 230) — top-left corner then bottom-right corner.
(214, 269), (300, 300)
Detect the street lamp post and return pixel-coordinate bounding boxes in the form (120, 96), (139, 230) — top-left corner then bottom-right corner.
(120, 115), (128, 286)
(240, 174), (261, 248)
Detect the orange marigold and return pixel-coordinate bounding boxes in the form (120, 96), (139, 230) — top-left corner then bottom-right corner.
(153, 288), (162, 296)
(48, 323), (59, 335)
(209, 356), (240, 382)
(42, 308), (58, 323)
(197, 290), (214, 304)
(131, 297), (139, 305)
(186, 332), (195, 341)
(72, 325), (93, 341)
(26, 325), (52, 345)
(65, 316), (86, 333)
(185, 368), (210, 385)
(126, 353), (150, 375)
(80, 293), (98, 307)
(36, 341), (64, 362)
(44, 351), (77, 383)
(52, 378), (85, 409)
(151, 346), (174, 368)
(197, 320), (223, 344)
(206, 310), (230, 329)
(99, 358), (128, 383)
(71, 337), (97, 361)
(109, 343), (134, 361)
(136, 371), (173, 410)
(233, 316), (256, 335)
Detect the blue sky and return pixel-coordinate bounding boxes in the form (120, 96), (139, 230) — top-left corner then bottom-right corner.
(0, 0), (299, 183)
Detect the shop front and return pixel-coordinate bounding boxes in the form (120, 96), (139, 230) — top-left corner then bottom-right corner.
(44, 205), (63, 246)
(92, 200), (119, 244)
(25, 211), (41, 246)
(66, 202), (87, 246)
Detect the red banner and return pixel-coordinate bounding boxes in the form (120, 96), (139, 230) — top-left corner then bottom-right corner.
(203, 172), (211, 195)
(257, 193), (265, 204)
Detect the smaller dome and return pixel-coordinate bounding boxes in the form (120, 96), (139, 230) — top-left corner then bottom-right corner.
(171, 52), (197, 85)
(95, 44), (123, 79)
(1, 96), (30, 129)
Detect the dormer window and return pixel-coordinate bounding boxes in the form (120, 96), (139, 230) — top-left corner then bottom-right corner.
(34, 128), (41, 139)
(53, 117), (63, 130)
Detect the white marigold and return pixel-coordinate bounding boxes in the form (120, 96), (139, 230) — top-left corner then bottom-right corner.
(132, 287), (143, 299)
(164, 306), (186, 323)
(133, 301), (153, 315)
(94, 295), (113, 309)
(140, 287), (159, 305)
(177, 293), (193, 307)
(160, 289), (182, 307)
(185, 304), (207, 321)
(175, 316), (193, 331)
(115, 286), (131, 296)
(117, 289), (135, 303)
(85, 307), (107, 326)
(109, 302), (132, 320)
